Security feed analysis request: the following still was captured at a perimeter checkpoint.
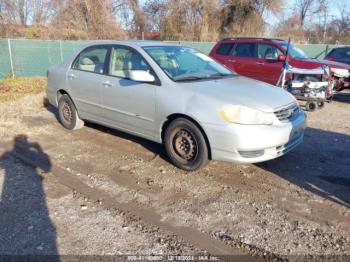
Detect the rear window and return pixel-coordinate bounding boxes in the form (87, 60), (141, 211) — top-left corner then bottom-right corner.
(72, 46), (108, 74)
(216, 43), (234, 56)
(232, 43), (256, 58)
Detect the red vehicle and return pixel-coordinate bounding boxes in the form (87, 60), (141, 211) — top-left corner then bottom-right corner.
(209, 38), (350, 90)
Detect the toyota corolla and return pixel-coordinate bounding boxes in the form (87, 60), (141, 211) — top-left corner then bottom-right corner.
(47, 41), (307, 171)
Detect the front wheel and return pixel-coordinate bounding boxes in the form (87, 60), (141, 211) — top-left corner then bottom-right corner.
(164, 118), (209, 171)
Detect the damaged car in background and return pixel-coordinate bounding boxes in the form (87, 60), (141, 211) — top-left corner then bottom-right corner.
(47, 41), (306, 171)
(210, 38), (350, 112)
(209, 37), (350, 92)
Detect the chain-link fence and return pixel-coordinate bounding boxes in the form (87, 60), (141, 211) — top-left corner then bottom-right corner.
(0, 39), (345, 79)
(0, 39), (90, 79)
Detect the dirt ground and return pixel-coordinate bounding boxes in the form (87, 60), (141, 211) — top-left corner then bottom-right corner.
(0, 90), (349, 260)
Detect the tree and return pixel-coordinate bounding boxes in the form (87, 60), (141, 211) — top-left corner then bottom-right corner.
(52, 0), (126, 39)
(295, 0), (315, 28)
(143, 0), (167, 32)
(219, 0), (282, 37)
(0, 0), (55, 25)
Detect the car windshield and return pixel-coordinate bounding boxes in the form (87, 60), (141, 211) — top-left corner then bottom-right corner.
(143, 46), (235, 81)
(279, 42), (309, 59)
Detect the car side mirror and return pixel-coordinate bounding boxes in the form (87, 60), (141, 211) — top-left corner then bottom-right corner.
(278, 54), (286, 62)
(129, 70), (155, 83)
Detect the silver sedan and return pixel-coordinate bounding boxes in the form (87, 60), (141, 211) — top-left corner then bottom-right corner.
(47, 41), (307, 170)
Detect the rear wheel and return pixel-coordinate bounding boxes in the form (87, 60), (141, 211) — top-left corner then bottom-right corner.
(305, 101), (317, 112)
(317, 101), (325, 109)
(58, 94), (84, 130)
(164, 118), (209, 171)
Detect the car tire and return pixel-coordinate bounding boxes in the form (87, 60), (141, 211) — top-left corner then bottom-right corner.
(58, 94), (84, 130)
(317, 101), (325, 109)
(164, 118), (209, 171)
(305, 101), (317, 112)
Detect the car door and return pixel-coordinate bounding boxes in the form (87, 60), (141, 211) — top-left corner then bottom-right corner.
(102, 45), (157, 138)
(255, 43), (284, 85)
(67, 45), (110, 120)
(228, 42), (259, 79)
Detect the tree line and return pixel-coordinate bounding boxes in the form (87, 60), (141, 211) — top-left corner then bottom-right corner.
(0, 0), (349, 43)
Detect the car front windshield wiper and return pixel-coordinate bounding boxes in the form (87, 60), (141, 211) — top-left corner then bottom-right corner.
(174, 73), (233, 82)
(206, 73), (234, 78)
(173, 75), (208, 82)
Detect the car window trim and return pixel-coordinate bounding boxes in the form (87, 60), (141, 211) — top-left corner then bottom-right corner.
(106, 44), (161, 86)
(71, 44), (112, 75)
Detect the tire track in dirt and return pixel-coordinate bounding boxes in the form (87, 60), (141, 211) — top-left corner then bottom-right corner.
(9, 147), (255, 257)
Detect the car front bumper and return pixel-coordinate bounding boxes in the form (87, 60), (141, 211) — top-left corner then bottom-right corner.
(204, 111), (307, 164)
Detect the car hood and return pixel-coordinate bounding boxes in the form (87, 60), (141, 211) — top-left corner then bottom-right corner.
(181, 76), (296, 113)
(296, 58), (350, 69)
(318, 59), (350, 69)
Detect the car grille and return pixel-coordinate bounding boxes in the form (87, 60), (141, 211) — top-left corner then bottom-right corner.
(274, 103), (300, 122)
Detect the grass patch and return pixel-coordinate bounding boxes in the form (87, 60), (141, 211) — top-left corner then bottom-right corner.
(0, 77), (47, 103)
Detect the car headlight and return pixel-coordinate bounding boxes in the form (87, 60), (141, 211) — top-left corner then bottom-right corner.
(330, 68), (350, 77)
(219, 105), (273, 125)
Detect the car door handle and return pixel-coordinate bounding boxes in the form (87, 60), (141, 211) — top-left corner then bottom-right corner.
(68, 73), (76, 79)
(228, 59), (236, 63)
(102, 81), (112, 87)
(256, 62), (265, 65)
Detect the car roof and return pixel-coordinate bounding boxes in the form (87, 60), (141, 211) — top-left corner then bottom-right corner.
(220, 37), (286, 42)
(83, 40), (181, 48)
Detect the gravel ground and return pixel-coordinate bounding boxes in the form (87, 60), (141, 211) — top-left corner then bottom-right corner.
(0, 90), (349, 260)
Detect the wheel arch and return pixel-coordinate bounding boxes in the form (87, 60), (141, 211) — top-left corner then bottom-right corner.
(161, 113), (212, 160)
(56, 89), (82, 117)
(56, 89), (70, 104)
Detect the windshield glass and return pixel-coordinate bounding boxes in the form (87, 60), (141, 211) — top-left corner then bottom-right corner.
(143, 46), (235, 81)
(279, 42), (309, 59)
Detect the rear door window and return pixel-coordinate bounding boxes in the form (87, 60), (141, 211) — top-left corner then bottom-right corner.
(216, 43), (234, 56)
(231, 43), (256, 58)
(72, 46), (109, 74)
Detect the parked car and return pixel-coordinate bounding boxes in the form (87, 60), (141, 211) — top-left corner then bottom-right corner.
(209, 37), (350, 90)
(325, 47), (350, 65)
(47, 41), (306, 171)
